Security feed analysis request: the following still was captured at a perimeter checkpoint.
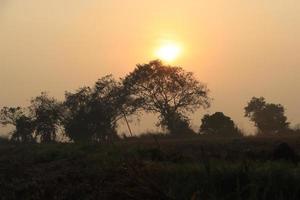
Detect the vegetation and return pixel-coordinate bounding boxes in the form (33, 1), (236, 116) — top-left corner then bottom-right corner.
(199, 112), (241, 135)
(0, 135), (299, 199)
(1, 60), (213, 142)
(2, 62), (297, 143)
(244, 97), (290, 134)
(30, 92), (63, 143)
(1, 60), (300, 199)
(0, 107), (35, 143)
(63, 75), (136, 142)
(123, 60), (210, 134)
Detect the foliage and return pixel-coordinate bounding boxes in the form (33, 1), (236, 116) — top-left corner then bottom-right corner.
(160, 112), (194, 134)
(123, 60), (211, 134)
(244, 97), (289, 134)
(63, 75), (135, 142)
(1, 61), (298, 143)
(0, 107), (35, 143)
(0, 93), (63, 143)
(30, 92), (63, 143)
(11, 116), (35, 143)
(0, 107), (25, 126)
(200, 112), (241, 135)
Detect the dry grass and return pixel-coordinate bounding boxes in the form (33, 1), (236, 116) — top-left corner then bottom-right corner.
(0, 133), (300, 199)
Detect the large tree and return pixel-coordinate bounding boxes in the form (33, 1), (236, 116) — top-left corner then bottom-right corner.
(123, 60), (211, 134)
(0, 107), (35, 143)
(64, 75), (136, 142)
(244, 97), (289, 134)
(199, 112), (241, 135)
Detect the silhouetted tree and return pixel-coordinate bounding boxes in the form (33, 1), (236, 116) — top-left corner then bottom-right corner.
(30, 92), (63, 143)
(123, 60), (211, 134)
(199, 112), (241, 135)
(244, 97), (289, 134)
(160, 112), (194, 134)
(0, 107), (35, 143)
(64, 87), (93, 142)
(12, 116), (35, 142)
(64, 75), (136, 142)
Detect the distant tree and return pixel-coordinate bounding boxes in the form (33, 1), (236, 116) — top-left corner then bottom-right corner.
(11, 116), (35, 142)
(30, 92), (63, 143)
(161, 112), (194, 134)
(199, 112), (241, 135)
(64, 75), (136, 142)
(0, 107), (35, 143)
(244, 97), (289, 134)
(123, 60), (211, 134)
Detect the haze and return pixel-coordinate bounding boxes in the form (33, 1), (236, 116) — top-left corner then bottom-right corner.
(1, 0), (300, 135)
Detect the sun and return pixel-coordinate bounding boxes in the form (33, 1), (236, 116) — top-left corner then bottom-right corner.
(155, 43), (181, 62)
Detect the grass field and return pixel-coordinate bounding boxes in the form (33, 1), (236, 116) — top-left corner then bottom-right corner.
(1, 134), (300, 199)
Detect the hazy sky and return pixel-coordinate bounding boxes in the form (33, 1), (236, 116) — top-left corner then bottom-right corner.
(1, 0), (300, 135)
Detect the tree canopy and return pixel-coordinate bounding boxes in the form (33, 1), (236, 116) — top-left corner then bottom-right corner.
(30, 92), (63, 143)
(244, 97), (289, 134)
(3, 61), (296, 142)
(123, 60), (211, 134)
(0, 107), (35, 143)
(200, 112), (240, 135)
(64, 75), (136, 142)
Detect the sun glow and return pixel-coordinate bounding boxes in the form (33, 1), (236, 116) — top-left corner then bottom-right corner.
(155, 42), (181, 62)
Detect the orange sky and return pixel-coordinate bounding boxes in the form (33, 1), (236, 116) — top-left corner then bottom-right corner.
(1, 0), (300, 135)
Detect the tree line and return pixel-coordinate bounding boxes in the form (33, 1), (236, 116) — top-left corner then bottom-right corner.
(0, 60), (296, 143)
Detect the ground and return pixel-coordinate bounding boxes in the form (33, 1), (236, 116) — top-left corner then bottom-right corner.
(0, 134), (300, 200)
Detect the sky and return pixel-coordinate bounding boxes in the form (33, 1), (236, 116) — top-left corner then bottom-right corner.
(1, 0), (300, 135)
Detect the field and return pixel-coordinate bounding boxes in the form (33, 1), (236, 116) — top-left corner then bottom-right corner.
(1, 134), (300, 200)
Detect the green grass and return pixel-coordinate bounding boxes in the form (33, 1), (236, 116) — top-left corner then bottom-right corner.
(1, 134), (300, 199)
